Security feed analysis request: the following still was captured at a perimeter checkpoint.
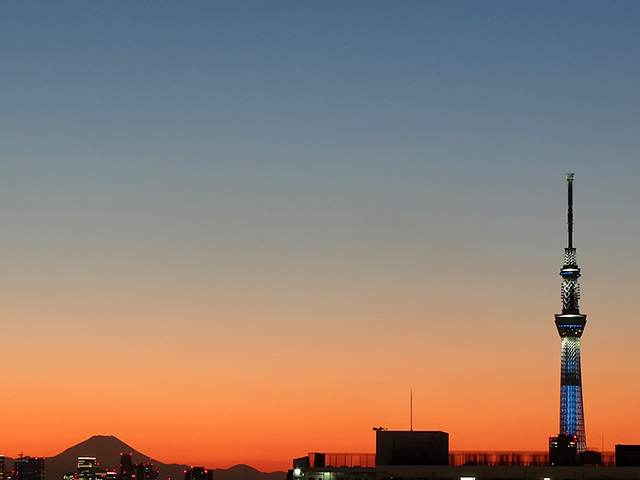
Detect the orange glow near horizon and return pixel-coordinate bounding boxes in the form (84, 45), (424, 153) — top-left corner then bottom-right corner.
(2, 291), (640, 472)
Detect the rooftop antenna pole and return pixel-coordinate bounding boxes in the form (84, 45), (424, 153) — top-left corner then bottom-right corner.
(410, 389), (413, 431)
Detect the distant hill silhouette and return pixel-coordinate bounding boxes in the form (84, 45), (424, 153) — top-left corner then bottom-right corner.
(43, 436), (285, 480)
(206, 465), (284, 480)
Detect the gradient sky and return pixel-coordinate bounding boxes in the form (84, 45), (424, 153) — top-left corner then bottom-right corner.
(1, 0), (639, 472)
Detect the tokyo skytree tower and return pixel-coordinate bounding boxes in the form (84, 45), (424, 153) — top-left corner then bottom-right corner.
(554, 173), (587, 453)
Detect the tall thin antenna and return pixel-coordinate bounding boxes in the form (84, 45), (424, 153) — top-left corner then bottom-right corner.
(410, 389), (413, 431)
(567, 173), (574, 249)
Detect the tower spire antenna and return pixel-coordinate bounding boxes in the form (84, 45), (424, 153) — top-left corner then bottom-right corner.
(567, 173), (574, 249)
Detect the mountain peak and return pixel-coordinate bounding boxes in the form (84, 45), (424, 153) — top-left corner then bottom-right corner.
(53, 435), (147, 460)
(46, 436), (150, 480)
(43, 437), (285, 480)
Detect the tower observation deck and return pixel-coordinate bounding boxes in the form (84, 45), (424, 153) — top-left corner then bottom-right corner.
(554, 173), (587, 453)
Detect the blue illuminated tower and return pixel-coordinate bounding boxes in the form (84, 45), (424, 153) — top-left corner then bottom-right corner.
(554, 173), (587, 453)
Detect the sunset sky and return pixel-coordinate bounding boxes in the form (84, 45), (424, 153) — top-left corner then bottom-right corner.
(1, 0), (640, 473)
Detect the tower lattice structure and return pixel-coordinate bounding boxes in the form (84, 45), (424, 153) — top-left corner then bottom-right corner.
(554, 173), (587, 453)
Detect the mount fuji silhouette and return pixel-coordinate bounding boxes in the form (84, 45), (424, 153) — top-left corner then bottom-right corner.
(42, 436), (285, 480)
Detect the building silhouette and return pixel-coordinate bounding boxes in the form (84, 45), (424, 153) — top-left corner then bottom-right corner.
(117, 453), (157, 480)
(615, 445), (640, 466)
(118, 454), (133, 480)
(183, 467), (212, 480)
(375, 431), (448, 466)
(77, 457), (98, 480)
(549, 434), (578, 466)
(13, 456), (44, 480)
(134, 463), (158, 480)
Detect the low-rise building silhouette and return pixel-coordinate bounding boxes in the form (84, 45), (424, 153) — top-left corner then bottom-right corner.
(14, 456), (45, 480)
(184, 467), (212, 480)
